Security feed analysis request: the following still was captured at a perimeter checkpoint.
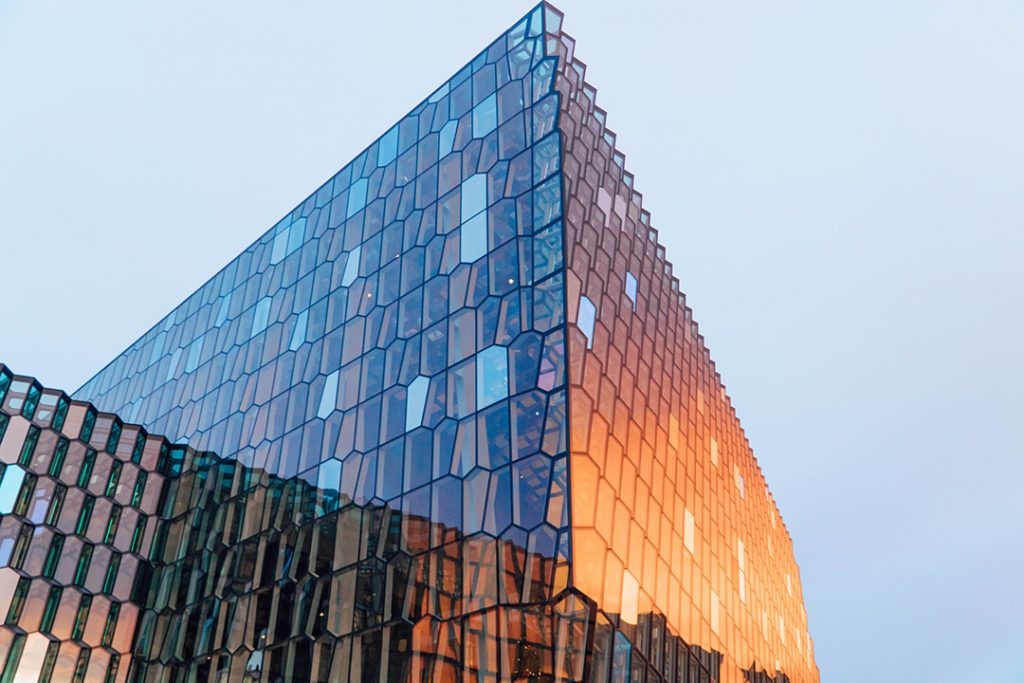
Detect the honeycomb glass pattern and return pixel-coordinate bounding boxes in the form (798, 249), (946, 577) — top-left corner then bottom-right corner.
(546, 9), (818, 683)
(54, 4), (821, 682)
(77, 6), (582, 681)
(0, 365), (170, 682)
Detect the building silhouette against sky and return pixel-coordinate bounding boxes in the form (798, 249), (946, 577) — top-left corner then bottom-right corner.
(0, 4), (817, 681)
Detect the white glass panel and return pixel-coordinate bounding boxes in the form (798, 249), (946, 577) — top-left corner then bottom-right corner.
(0, 465), (26, 515)
(341, 245), (361, 287)
(406, 376), (429, 432)
(577, 295), (596, 349)
(461, 173), (488, 220)
(460, 212), (488, 263)
(317, 371), (340, 419)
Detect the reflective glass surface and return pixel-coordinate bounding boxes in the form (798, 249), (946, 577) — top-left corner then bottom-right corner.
(0, 4), (819, 682)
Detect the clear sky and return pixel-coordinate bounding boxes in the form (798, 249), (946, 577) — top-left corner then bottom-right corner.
(2, 1), (1022, 680)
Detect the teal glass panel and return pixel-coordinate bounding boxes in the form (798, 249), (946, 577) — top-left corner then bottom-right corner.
(22, 383), (41, 419)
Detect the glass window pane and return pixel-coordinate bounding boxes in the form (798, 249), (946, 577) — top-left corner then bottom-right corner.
(476, 346), (509, 409)
(317, 371), (340, 420)
(460, 212), (488, 263)
(577, 295), (596, 349)
(461, 173), (488, 220)
(406, 376), (430, 432)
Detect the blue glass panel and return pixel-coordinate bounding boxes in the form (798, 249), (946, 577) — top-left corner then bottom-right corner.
(288, 310), (308, 351)
(472, 93), (497, 138)
(377, 126), (399, 166)
(0, 465), (26, 515)
(317, 459), (341, 505)
(460, 212), (488, 263)
(165, 348), (181, 382)
(625, 271), (638, 310)
(341, 246), (361, 287)
(577, 295), (596, 349)
(185, 335), (204, 372)
(148, 332), (166, 366)
(270, 216), (305, 265)
(286, 217), (306, 254)
(439, 120), (458, 157)
(346, 178), (368, 218)
(317, 371), (339, 419)
(476, 346), (508, 409)
(214, 292), (232, 327)
(533, 131), (560, 184)
(461, 173), (488, 220)
(251, 298), (272, 338)
(406, 376), (429, 432)
(611, 631), (633, 683)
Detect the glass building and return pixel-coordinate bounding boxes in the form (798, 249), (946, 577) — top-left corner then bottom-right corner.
(1, 4), (817, 682)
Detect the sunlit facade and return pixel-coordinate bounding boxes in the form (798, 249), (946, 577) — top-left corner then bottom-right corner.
(0, 4), (816, 681)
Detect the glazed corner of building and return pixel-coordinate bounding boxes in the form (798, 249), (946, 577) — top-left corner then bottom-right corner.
(542, 3), (819, 681)
(6, 3), (817, 682)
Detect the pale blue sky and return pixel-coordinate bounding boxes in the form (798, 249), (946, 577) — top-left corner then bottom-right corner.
(2, 2), (1022, 680)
